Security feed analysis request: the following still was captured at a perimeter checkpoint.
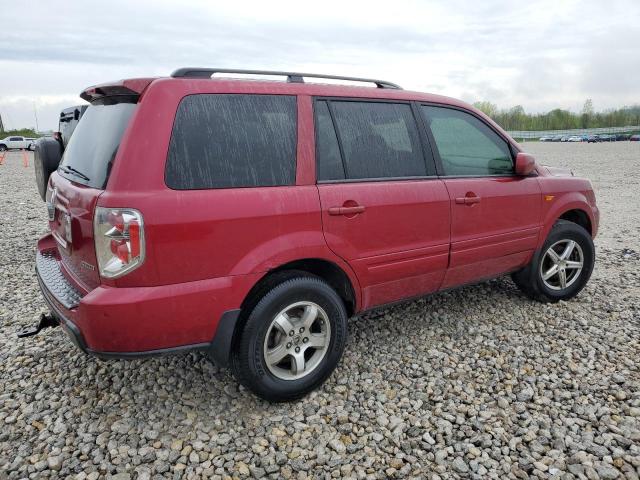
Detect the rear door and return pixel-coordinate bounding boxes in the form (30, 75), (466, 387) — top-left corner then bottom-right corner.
(315, 99), (450, 309)
(420, 105), (542, 289)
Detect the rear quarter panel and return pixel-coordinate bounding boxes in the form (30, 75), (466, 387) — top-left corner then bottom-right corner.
(100, 81), (362, 307)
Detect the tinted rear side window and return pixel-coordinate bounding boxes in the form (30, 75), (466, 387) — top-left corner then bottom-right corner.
(330, 101), (427, 179)
(166, 94), (297, 190)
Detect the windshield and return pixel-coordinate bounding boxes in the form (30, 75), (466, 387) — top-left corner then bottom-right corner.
(59, 101), (136, 189)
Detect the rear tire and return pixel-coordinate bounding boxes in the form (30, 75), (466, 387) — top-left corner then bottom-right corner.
(512, 220), (594, 302)
(0, 144), (7, 152)
(230, 275), (348, 402)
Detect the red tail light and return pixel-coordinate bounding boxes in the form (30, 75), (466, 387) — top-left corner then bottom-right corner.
(94, 207), (145, 278)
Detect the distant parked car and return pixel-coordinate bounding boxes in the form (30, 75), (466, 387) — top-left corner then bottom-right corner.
(551, 135), (563, 142)
(615, 134), (631, 141)
(560, 136), (569, 142)
(630, 134), (640, 142)
(587, 135), (600, 143)
(539, 136), (553, 142)
(0, 136), (33, 151)
(567, 135), (582, 142)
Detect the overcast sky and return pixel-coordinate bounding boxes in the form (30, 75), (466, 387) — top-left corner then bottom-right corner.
(1, 0), (638, 131)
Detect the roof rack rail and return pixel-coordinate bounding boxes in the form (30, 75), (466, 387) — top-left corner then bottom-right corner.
(170, 68), (402, 89)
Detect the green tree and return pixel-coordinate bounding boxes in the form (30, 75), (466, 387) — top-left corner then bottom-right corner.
(472, 101), (498, 118)
(581, 99), (594, 128)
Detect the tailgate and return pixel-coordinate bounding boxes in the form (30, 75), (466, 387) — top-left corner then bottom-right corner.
(47, 98), (138, 290)
(48, 173), (103, 290)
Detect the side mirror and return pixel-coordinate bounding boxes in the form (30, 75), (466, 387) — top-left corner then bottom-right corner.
(515, 152), (536, 176)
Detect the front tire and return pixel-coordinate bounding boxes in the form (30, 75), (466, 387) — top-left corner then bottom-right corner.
(230, 275), (348, 402)
(0, 145), (7, 152)
(512, 220), (595, 302)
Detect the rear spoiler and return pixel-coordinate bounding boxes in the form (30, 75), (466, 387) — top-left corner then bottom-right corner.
(80, 78), (156, 102)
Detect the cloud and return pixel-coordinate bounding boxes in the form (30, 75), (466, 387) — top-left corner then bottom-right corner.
(1, 0), (638, 129)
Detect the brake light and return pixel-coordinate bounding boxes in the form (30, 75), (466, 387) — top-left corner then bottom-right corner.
(94, 207), (145, 278)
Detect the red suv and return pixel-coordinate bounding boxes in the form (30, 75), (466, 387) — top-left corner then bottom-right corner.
(26, 68), (599, 401)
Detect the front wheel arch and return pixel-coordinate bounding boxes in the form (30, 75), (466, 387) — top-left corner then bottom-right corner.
(559, 209), (592, 236)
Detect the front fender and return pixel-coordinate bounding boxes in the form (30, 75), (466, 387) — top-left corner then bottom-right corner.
(538, 191), (597, 248)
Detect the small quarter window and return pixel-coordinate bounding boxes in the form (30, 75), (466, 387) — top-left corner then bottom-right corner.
(422, 106), (513, 176)
(315, 101), (345, 181)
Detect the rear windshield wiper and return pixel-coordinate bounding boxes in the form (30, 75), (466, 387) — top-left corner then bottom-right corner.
(59, 165), (90, 182)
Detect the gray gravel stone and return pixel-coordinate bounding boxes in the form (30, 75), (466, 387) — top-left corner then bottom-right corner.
(46, 455), (62, 471)
(452, 456), (469, 473)
(595, 463), (621, 479)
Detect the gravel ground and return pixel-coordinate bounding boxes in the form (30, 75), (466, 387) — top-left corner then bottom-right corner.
(1, 143), (639, 480)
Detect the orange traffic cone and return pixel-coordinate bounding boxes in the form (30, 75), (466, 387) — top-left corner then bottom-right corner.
(22, 150), (29, 168)
(0, 151), (5, 165)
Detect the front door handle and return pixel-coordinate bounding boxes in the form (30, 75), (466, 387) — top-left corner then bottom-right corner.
(328, 205), (366, 216)
(455, 193), (481, 205)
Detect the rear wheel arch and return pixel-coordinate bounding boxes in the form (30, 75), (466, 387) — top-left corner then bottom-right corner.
(211, 258), (357, 369)
(242, 258), (358, 319)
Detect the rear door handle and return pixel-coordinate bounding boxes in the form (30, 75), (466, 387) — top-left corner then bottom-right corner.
(328, 205), (366, 216)
(455, 195), (481, 205)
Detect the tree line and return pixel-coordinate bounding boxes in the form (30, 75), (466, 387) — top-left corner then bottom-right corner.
(473, 100), (640, 131)
(0, 128), (40, 138)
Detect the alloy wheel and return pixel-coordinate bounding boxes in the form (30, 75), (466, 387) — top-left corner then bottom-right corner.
(263, 301), (331, 381)
(540, 239), (584, 291)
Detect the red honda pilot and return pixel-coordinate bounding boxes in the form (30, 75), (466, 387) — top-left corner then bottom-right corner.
(26, 68), (599, 401)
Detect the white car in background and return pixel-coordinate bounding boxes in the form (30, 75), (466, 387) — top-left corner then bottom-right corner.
(567, 135), (583, 142)
(0, 136), (35, 151)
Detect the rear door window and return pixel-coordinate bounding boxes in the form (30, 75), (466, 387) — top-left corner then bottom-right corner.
(325, 101), (428, 180)
(166, 94), (297, 190)
(59, 101), (137, 189)
(422, 106), (513, 176)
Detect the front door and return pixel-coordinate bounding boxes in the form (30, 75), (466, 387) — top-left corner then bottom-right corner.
(420, 105), (542, 289)
(314, 99), (450, 309)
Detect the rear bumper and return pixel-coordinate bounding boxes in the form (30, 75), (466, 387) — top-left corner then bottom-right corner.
(35, 234), (257, 361)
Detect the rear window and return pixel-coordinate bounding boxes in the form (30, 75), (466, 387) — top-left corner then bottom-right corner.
(59, 102), (136, 189)
(165, 94), (297, 190)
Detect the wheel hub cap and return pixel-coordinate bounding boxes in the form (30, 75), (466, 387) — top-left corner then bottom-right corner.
(540, 239), (584, 291)
(263, 301), (331, 381)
